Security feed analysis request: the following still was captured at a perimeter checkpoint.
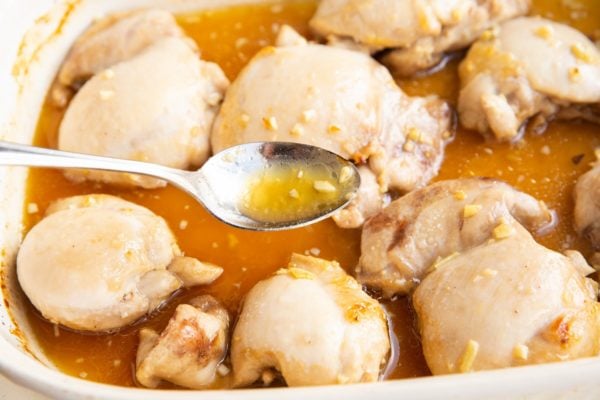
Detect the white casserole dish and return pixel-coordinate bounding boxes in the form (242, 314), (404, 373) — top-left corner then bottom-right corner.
(1, 1), (600, 398)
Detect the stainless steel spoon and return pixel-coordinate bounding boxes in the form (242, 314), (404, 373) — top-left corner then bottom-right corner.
(0, 141), (360, 231)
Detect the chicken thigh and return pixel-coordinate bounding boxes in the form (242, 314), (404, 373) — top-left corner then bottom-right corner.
(136, 295), (229, 389)
(574, 163), (600, 250)
(231, 254), (390, 387)
(17, 195), (223, 332)
(358, 179), (553, 296)
(458, 17), (600, 141)
(212, 26), (452, 228)
(58, 37), (228, 187)
(53, 9), (184, 105)
(413, 229), (600, 374)
(309, 0), (530, 76)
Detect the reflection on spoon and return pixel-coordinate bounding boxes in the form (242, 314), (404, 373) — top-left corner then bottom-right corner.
(0, 141), (360, 231)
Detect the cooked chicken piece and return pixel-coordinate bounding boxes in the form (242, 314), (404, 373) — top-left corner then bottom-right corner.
(413, 228), (600, 375)
(52, 9), (184, 105)
(358, 179), (553, 297)
(17, 195), (223, 332)
(231, 254), (389, 387)
(458, 17), (600, 141)
(574, 163), (600, 250)
(136, 295), (229, 389)
(332, 166), (389, 228)
(309, 0), (530, 76)
(212, 26), (452, 228)
(58, 37), (228, 188)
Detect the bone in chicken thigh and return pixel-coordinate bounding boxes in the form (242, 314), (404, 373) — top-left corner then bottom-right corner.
(358, 178), (554, 297)
(309, 0), (530, 76)
(16, 195), (223, 332)
(58, 36), (228, 188)
(136, 295), (229, 389)
(413, 226), (600, 374)
(212, 26), (452, 228)
(231, 254), (390, 387)
(458, 17), (600, 141)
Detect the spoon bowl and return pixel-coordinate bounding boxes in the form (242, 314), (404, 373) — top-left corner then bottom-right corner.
(0, 141), (360, 231)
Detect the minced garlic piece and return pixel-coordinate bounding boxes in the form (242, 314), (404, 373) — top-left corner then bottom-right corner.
(313, 180), (336, 193)
(481, 29), (496, 41)
(288, 188), (299, 199)
(403, 141), (415, 152)
(101, 68), (115, 79)
(571, 43), (592, 63)
(301, 109), (316, 123)
(178, 220), (188, 230)
(493, 219), (515, 239)
(453, 190), (467, 200)
(217, 364), (231, 376)
(407, 127), (422, 142)
(463, 204), (482, 218)
(27, 202), (39, 214)
(262, 116), (279, 131)
(458, 340), (480, 373)
(569, 67), (581, 82)
(451, 8), (462, 23)
(99, 89), (114, 100)
(328, 124), (341, 134)
(277, 267), (315, 280)
(240, 113), (250, 127)
(482, 268), (498, 277)
(534, 25), (553, 40)
(513, 344), (529, 360)
(339, 166), (353, 184)
(260, 46), (277, 56)
(290, 123), (304, 137)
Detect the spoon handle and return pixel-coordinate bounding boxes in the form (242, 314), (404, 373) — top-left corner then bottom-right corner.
(0, 140), (190, 188)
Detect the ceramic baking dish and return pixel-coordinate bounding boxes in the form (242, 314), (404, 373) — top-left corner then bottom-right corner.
(1, 1), (600, 398)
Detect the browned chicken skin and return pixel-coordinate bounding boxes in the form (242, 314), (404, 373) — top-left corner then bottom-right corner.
(358, 178), (554, 296)
(136, 295), (229, 389)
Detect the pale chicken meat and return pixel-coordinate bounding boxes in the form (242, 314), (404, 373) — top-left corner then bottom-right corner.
(58, 37), (229, 188)
(574, 163), (600, 250)
(136, 295), (229, 389)
(53, 9), (184, 105)
(212, 26), (452, 228)
(358, 179), (554, 296)
(231, 254), (390, 387)
(413, 227), (600, 374)
(16, 195), (223, 332)
(309, 0), (530, 76)
(458, 17), (600, 141)
(332, 166), (390, 229)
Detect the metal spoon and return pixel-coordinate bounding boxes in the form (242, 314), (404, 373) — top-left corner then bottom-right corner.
(0, 141), (360, 231)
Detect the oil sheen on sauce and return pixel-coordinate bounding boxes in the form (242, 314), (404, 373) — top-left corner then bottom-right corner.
(241, 162), (356, 224)
(21, 0), (600, 389)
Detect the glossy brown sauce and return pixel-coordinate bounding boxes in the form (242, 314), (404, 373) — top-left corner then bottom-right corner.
(21, 0), (600, 389)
